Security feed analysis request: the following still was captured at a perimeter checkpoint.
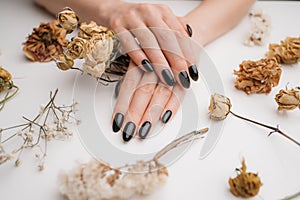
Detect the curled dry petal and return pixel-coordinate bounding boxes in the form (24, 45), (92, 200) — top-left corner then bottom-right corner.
(66, 37), (91, 59)
(229, 159), (262, 198)
(208, 93), (232, 120)
(234, 58), (282, 94)
(266, 36), (300, 64)
(275, 87), (300, 110)
(23, 20), (68, 62)
(57, 7), (79, 33)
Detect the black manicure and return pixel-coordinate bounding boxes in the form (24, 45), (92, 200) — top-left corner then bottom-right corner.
(141, 59), (154, 72)
(138, 121), (152, 139)
(112, 113), (124, 132)
(179, 71), (191, 88)
(188, 64), (199, 81)
(114, 79), (122, 98)
(162, 69), (175, 86)
(186, 24), (193, 37)
(122, 121), (136, 142)
(162, 110), (172, 124)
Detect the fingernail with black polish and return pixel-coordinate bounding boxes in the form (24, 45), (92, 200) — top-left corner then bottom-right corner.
(179, 71), (190, 88)
(114, 79), (122, 98)
(139, 121), (152, 139)
(122, 121), (136, 142)
(112, 113), (124, 132)
(188, 64), (199, 81)
(141, 59), (154, 72)
(186, 24), (193, 37)
(162, 69), (175, 86)
(162, 110), (172, 124)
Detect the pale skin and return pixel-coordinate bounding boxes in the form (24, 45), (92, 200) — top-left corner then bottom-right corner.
(36, 0), (256, 141)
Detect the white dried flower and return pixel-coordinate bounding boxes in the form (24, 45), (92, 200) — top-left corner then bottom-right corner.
(58, 159), (168, 200)
(244, 9), (271, 46)
(208, 93), (232, 120)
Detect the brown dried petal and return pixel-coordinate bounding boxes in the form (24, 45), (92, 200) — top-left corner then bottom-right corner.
(275, 88), (300, 110)
(57, 7), (79, 33)
(66, 37), (91, 59)
(266, 36), (300, 64)
(229, 159), (262, 198)
(208, 93), (232, 120)
(23, 20), (67, 62)
(234, 58), (282, 94)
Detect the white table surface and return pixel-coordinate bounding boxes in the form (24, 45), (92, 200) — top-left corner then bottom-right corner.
(0, 0), (300, 200)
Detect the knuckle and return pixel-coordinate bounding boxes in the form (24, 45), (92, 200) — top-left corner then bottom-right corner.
(109, 17), (122, 29)
(136, 84), (155, 94)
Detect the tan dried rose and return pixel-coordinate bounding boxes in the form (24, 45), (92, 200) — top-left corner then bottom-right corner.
(208, 93), (232, 120)
(66, 37), (91, 59)
(90, 36), (114, 63)
(55, 54), (74, 71)
(57, 7), (79, 34)
(275, 87), (300, 110)
(229, 159), (262, 198)
(266, 36), (300, 64)
(0, 66), (12, 92)
(78, 21), (114, 39)
(23, 20), (68, 62)
(234, 58), (282, 94)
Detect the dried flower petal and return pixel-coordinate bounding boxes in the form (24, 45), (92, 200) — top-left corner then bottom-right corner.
(66, 37), (91, 59)
(78, 21), (113, 39)
(57, 7), (79, 33)
(229, 159), (262, 198)
(244, 9), (271, 46)
(58, 159), (168, 200)
(234, 58), (282, 94)
(266, 36), (300, 64)
(275, 87), (300, 110)
(23, 20), (68, 62)
(208, 93), (232, 120)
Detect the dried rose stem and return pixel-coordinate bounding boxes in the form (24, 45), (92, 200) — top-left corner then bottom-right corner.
(153, 128), (209, 161)
(281, 191), (300, 200)
(230, 111), (300, 147)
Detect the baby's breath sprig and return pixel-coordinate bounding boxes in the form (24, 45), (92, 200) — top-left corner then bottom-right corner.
(0, 89), (79, 171)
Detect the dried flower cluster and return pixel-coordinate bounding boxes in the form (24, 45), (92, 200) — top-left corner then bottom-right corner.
(266, 36), (300, 64)
(275, 86), (300, 111)
(23, 20), (68, 62)
(0, 89), (79, 170)
(55, 7), (128, 82)
(208, 93), (300, 147)
(58, 128), (208, 200)
(234, 58), (282, 94)
(244, 9), (271, 46)
(228, 159), (262, 198)
(0, 66), (19, 110)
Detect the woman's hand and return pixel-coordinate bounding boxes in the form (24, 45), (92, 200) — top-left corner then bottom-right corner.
(108, 2), (199, 88)
(112, 60), (186, 142)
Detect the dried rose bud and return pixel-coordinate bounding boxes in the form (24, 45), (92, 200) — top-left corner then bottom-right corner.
(57, 7), (79, 34)
(0, 66), (12, 92)
(266, 37), (300, 64)
(275, 87), (300, 110)
(66, 37), (91, 59)
(208, 93), (232, 120)
(229, 159), (262, 198)
(55, 54), (74, 71)
(234, 58), (281, 94)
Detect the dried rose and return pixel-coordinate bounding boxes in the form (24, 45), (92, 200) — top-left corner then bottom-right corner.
(82, 57), (106, 78)
(275, 87), (300, 110)
(55, 54), (74, 71)
(78, 21), (113, 39)
(90, 36), (114, 63)
(0, 66), (12, 92)
(229, 159), (262, 198)
(23, 20), (68, 62)
(266, 37), (300, 64)
(66, 37), (91, 59)
(57, 7), (79, 34)
(234, 58), (282, 94)
(208, 93), (232, 120)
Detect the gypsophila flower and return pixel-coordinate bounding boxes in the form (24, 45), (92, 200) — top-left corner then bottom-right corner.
(0, 89), (79, 170)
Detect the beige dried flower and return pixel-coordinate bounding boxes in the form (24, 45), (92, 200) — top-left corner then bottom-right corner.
(23, 20), (68, 62)
(59, 159), (168, 200)
(54, 54), (74, 71)
(208, 93), (232, 120)
(266, 37), (300, 64)
(57, 7), (79, 33)
(78, 21), (114, 39)
(66, 37), (91, 59)
(229, 159), (262, 198)
(234, 58), (282, 94)
(275, 87), (300, 110)
(0, 66), (12, 92)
